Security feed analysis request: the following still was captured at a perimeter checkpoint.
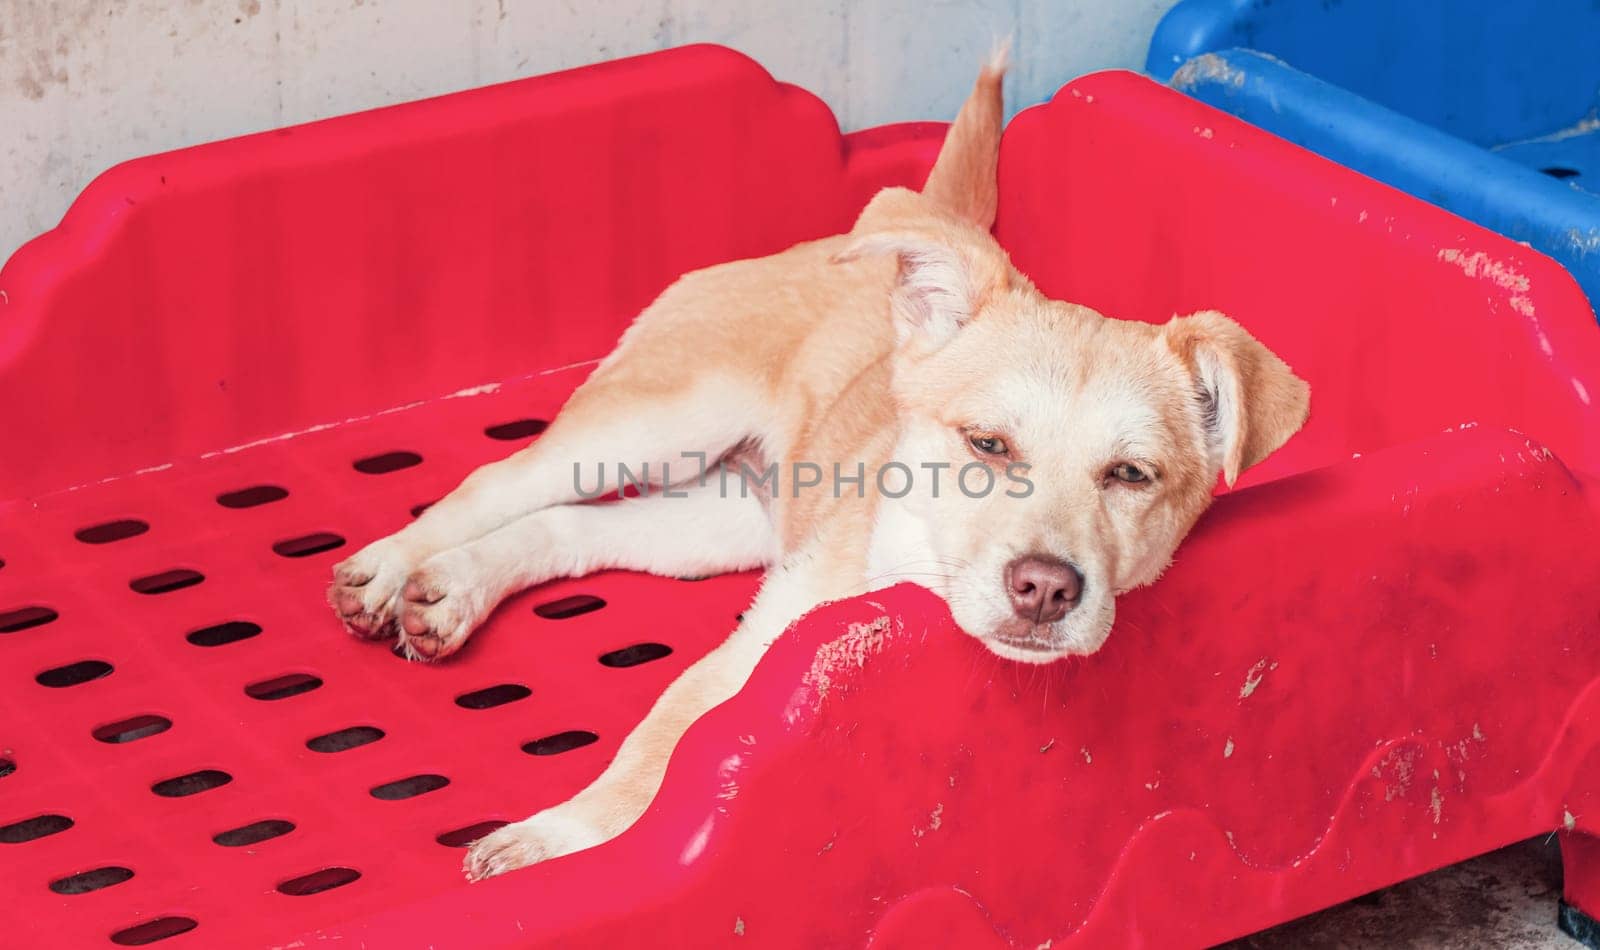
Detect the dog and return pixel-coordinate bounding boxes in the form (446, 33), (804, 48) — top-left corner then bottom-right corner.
(328, 51), (1310, 880)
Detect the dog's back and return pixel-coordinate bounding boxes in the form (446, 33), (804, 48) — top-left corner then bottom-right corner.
(591, 58), (1014, 473)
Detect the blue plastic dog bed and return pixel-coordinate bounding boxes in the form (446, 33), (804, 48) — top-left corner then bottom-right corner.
(1146, 0), (1600, 313)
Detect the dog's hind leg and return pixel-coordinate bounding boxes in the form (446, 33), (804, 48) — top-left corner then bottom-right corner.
(391, 473), (777, 660)
(330, 366), (772, 639)
(462, 546), (843, 878)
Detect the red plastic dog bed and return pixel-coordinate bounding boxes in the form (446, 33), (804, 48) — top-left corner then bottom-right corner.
(3, 45), (1599, 949)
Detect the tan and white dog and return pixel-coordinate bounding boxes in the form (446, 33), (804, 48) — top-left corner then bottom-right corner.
(328, 53), (1309, 880)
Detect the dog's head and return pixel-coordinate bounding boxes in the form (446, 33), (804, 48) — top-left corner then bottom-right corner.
(838, 192), (1309, 663)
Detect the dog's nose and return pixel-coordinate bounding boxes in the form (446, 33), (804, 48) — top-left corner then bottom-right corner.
(1005, 555), (1084, 623)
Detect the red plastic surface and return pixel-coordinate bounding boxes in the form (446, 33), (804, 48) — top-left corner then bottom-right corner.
(4, 46), (1600, 949)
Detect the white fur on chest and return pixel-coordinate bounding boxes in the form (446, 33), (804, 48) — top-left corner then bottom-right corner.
(866, 493), (940, 593)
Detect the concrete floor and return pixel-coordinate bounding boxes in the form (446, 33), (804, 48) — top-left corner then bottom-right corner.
(1223, 838), (1582, 949)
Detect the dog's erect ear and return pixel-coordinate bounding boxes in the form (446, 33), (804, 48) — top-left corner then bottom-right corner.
(833, 230), (1005, 349)
(1162, 310), (1310, 487)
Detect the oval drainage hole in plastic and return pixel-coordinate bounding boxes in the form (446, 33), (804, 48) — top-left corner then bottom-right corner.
(0, 606), (58, 634)
(130, 569), (204, 595)
(369, 774), (449, 801)
(110, 916), (197, 946)
(435, 820), (509, 847)
(50, 866), (134, 895)
(306, 725), (385, 753)
(151, 769), (232, 798)
(522, 730), (599, 756)
(245, 673), (322, 701)
(36, 659), (113, 687)
(217, 484), (288, 508)
(533, 594), (606, 620)
(75, 519), (149, 544)
(213, 819), (295, 847)
(599, 643), (672, 668)
(353, 451), (422, 475)
(187, 620), (261, 647)
(277, 866), (361, 896)
(454, 683), (531, 709)
(94, 714), (172, 744)
(484, 418), (548, 440)
(0, 813), (74, 843)
(272, 532), (346, 558)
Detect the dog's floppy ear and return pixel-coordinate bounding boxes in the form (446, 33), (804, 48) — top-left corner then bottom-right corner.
(1162, 310), (1310, 487)
(833, 230), (1005, 349)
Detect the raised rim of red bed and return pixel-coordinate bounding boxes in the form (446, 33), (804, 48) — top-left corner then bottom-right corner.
(0, 43), (945, 500)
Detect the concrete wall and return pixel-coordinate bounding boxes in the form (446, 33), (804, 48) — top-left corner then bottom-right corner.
(0, 0), (1177, 263)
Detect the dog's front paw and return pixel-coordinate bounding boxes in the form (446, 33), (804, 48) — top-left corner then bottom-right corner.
(464, 808), (606, 881)
(396, 548), (492, 661)
(328, 537), (416, 639)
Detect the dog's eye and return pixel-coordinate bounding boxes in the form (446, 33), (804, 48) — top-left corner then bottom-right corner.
(1109, 463), (1149, 484)
(969, 434), (1008, 456)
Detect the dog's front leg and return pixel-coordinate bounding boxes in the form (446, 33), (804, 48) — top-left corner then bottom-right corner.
(394, 475), (777, 660)
(330, 370), (768, 639)
(464, 556), (834, 879)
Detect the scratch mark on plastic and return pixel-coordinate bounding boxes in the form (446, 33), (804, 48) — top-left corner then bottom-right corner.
(1239, 658), (1277, 700)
